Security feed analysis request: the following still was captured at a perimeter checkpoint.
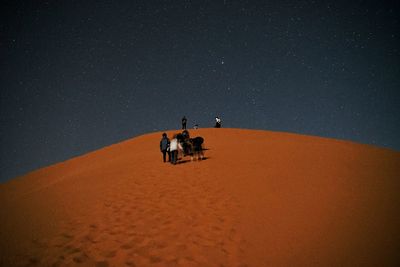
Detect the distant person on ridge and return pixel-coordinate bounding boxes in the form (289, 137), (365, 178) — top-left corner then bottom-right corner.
(182, 116), (187, 130)
(215, 116), (222, 128)
(169, 134), (182, 165)
(159, 133), (170, 163)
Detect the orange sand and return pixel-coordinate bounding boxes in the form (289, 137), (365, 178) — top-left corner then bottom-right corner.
(1, 128), (399, 266)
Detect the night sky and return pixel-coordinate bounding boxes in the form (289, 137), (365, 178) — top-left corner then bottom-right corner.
(1, 0), (399, 182)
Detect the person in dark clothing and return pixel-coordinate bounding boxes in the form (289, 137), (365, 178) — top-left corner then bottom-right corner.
(182, 116), (187, 130)
(180, 130), (190, 156)
(159, 133), (170, 162)
(191, 136), (204, 160)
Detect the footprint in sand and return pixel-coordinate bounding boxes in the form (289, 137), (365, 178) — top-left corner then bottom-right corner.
(72, 252), (89, 263)
(64, 245), (81, 255)
(125, 260), (136, 266)
(120, 240), (134, 250)
(100, 250), (117, 258)
(149, 255), (163, 264)
(61, 233), (74, 240)
(95, 261), (110, 267)
(82, 233), (100, 244)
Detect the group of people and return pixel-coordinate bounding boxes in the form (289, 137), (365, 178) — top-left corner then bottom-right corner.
(159, 116), (221, 164)
(159, 129), (205, 165)
(159, 132), (181, 164)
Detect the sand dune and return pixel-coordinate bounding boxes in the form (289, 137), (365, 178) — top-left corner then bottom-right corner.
(1, 128), (399, 266)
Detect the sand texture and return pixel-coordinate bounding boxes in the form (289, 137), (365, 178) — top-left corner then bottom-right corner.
(1, 128), (399, 266)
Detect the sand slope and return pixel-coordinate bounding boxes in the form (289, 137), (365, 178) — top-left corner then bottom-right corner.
(1, 128), (399, 266)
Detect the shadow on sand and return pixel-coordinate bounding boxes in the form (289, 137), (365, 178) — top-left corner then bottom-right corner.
(175, 157), (210, 165)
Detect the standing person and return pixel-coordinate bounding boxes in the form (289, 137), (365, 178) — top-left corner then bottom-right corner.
(159, 133), (170, 163)
(215, 116), (222, 128)
(182, 116), (187, 130)
(169, 134), (182, 165)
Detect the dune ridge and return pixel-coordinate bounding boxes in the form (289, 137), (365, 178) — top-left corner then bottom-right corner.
(1, 128), (399, 266)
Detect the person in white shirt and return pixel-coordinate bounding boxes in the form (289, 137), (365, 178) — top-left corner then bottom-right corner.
(169, 135), (182, 165)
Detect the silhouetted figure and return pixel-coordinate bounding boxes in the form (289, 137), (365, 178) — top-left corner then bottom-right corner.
(181, 129), (190, 140)
(215, 116), (222, 128)
(160, 133), (170, 163)
(182, 116), (187, 130)
(191, 136), (204, 160)
(180, 130), (191, 156)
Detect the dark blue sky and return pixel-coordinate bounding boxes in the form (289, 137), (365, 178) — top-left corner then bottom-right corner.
(1, 0), (399, 182)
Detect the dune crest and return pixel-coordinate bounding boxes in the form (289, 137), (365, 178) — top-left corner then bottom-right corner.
(1, 128), (399, 266)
